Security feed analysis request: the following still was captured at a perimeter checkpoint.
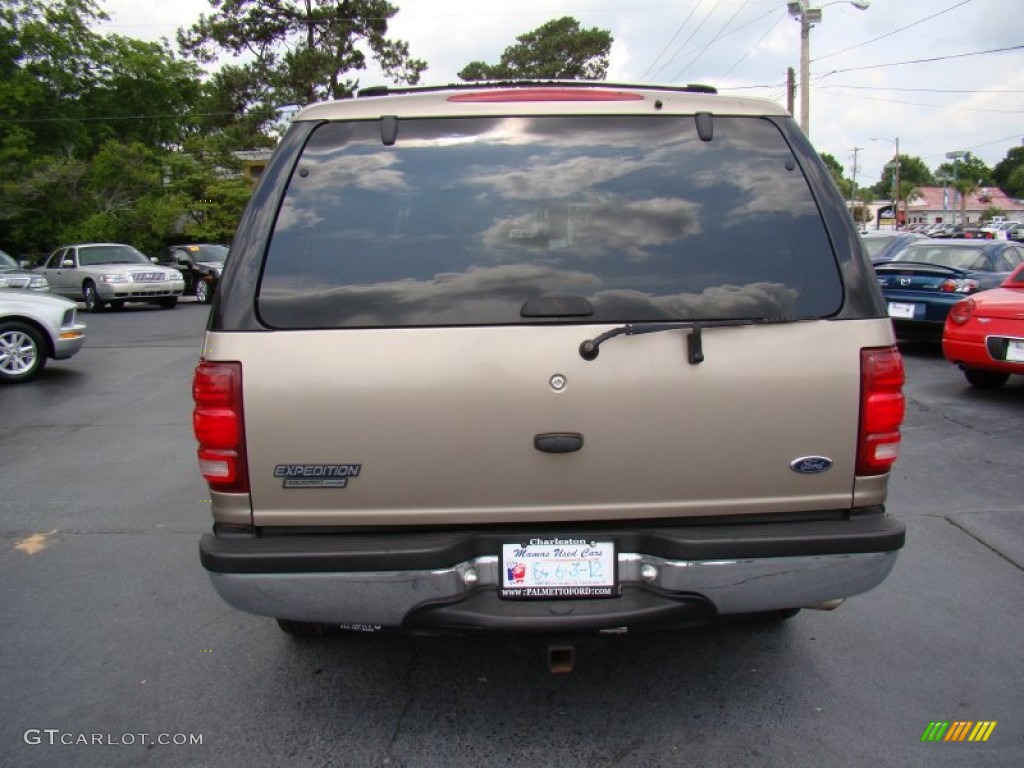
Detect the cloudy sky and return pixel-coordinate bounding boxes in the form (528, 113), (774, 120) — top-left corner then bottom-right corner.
(94, 0), (1024, 190)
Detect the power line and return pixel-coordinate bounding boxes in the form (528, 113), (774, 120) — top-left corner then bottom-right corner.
(653, 4), (780, 82)
(820, 44), (1024, 75)
(812, 0), (975, 62)
(639, 1), (704, 81)
(670, 0), (751, 82)
(715, 8), (787, 83)
(816, 87), (1024, 114)
(647, 1), (722, 81)
(823, 85), (1024, 94)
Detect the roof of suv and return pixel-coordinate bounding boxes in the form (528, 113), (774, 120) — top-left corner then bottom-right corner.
(294, 81), (790, 121)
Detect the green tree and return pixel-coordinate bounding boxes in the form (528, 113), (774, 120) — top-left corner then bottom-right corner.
(873, 155), (932, 200)
(980, 205), (1005, 224)
(458, 17), (613, 81)
(992, 146), (1024, 198)
(820, 152), (845, 186)
(178, 0), (426, 119)
(953, 177), (978, 223)
(0, 1), (216, 253)
(0, 0), (201, 157)
(1006, 166), (1024, 200)
(934, 152), (993, 188)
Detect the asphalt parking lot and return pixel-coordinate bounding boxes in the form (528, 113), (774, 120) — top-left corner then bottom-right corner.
(1, 300), (1021, 767)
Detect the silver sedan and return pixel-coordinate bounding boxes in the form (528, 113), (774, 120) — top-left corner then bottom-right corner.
(0, 289), (87, 383)
(38, 243), (184, 311)
(0, 249), (49, 291)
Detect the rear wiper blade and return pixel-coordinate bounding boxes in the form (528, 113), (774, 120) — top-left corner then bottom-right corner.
(579, 317), (797, 364)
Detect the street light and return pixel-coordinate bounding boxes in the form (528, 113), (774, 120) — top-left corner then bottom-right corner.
(872, 136), (899, 228)
(946, 150), (967, 226)
(934, 172), (950, 226)
(788, 1), (871, 136)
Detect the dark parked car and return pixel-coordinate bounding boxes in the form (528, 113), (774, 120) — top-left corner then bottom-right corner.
(860, 232), (925, 264)
(155, 244), (228, 304)
(875, 240), (1024, 338)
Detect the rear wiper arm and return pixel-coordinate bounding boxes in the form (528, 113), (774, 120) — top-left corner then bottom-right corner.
(579, 318), (794, 364)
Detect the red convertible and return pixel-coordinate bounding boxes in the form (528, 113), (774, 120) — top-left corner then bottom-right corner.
(942, 263), (1024, 388)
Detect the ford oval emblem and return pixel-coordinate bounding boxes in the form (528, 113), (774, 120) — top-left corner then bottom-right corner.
(790, 456), (833, 474)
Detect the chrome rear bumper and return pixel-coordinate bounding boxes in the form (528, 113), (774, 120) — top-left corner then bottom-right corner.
(207, 548), (898, 630)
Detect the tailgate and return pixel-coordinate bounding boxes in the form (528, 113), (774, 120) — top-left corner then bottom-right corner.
(207, 319), (892, 527)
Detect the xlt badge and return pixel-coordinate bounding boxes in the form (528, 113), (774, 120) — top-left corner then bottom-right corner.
(274, 464), (361, 489)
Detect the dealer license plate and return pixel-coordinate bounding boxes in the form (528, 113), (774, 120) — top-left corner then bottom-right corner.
(1006, 339), (1024, 362)
(500, 539), (617, 600)
(887, 302), (917, 319)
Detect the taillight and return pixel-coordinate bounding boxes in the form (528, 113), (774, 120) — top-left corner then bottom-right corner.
(948, 298), (975, 325)
(193, 361), (248, 493)
(858, 347), (905, 476)
(938, 278), (980, 293)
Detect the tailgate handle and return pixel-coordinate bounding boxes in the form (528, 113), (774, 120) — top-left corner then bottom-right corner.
(534, 433), (584, 454)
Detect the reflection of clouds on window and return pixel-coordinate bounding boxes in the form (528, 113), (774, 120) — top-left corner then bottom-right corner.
(593, 283), (798, 319)
(260, 263), (796, 327)
(693, 161), (818, 218)
(260, 264), (601, 326)
(301, 151), (409, 194)
(481, 198), (702, 260)
(274, 153), (408, 234)
(464, 155), (647, 200)
(274, 199), (326, 234)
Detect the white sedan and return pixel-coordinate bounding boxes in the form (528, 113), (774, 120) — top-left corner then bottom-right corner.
(0, 289), (87, 383)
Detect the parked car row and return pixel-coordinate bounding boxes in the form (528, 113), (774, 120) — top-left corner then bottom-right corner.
(1, 240), (227, 383)
(1, 242), (229, 307)
(870, 235), (1024, 389)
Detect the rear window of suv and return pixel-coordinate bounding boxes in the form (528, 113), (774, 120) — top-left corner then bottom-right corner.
(258, 114), (842, 328)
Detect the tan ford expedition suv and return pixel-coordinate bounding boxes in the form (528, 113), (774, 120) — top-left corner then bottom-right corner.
(194, 82), (905, 645)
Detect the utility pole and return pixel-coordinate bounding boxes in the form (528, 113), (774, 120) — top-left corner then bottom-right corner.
(787, 67), (796, 118)
(788, 1), (871, 137)
(894, 136), (900, 226)
(797, 4), (813, 135)
(850, 146), (862, 228)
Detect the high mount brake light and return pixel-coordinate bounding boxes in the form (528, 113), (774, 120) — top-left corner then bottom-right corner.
(193, 361), (249, 493)
(447, 89), (645, 103)
(858, 347), (905, 476)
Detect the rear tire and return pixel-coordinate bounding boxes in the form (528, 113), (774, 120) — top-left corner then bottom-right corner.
(0, 321), (47, 383)
(82, 281), (105, 312)
(963, 368), (1009, 389)
(195, 279), (212, 304)
(109, 300), (125, 311)
(276, 618), (332, 637)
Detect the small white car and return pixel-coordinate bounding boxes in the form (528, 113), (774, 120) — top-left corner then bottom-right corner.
(38, 243), (184, 312)
(0, 289), (87, 383)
